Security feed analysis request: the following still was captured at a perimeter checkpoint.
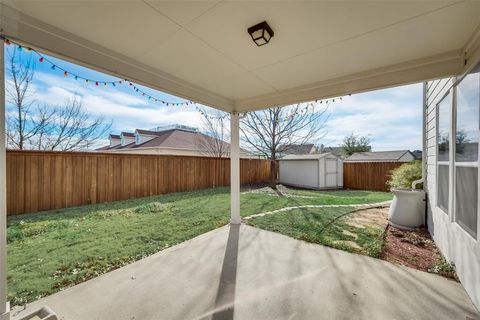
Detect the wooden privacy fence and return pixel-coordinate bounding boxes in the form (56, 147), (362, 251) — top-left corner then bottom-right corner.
(343, 162), (404, 192)
(6, 150), (271, 215)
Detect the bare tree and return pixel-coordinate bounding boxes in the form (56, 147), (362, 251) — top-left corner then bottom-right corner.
(241, 103), (329, 187)
(5, 45), (112, 151)
(196, 108), (230, 157)
(341, 133), (372, 156)
(5, 46), (51, 149)
(31, 97), (112, 151)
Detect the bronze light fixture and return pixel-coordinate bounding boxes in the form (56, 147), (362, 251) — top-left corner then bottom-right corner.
(248, 21), (274, 47)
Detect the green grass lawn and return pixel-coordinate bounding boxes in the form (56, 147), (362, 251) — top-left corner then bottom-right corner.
(246, 206), (386, 258)
(7, 186), (392, 305)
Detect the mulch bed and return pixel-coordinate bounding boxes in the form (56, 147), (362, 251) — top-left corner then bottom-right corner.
(380, 225), (458, 281)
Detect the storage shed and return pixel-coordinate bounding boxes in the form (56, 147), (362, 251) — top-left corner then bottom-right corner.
(279, 153), (343, 190)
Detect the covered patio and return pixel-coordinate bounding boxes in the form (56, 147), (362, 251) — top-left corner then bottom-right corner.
(1, 1), (480, 319)
(12, 225), (480, 320)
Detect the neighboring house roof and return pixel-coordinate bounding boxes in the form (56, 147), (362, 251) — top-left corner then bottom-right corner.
(96, 145), (112, 151)
(278, 144), (316, 155)
(96, 128), (249, 154)
(411, 150), (422, 160)
(320, 146), (345, 157)
(109, 134), (121, 139)
(121, 132), (135, 137)
(345, 150), (415, 162)
(135, 129), (165, 136)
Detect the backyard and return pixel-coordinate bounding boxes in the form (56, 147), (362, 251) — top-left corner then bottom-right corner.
(7, 186), (391, 306)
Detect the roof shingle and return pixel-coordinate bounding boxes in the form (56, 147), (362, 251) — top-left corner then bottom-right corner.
(345, 150), (413, 162)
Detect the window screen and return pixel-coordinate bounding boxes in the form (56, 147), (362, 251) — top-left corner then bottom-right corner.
(438, 164), (449, 213)
(456, 66), (479, 162)
(455, 166), (478, 238)
(438, 95), (450, 162)
(437, 93), (451, 214)
(455, 64), (479, 238)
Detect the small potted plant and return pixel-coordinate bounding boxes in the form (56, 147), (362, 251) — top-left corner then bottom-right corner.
(387, 161), (425, 230)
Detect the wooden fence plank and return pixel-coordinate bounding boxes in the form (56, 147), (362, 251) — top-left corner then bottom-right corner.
(6, 150), (271, 215)
(343, 162), (403, 192)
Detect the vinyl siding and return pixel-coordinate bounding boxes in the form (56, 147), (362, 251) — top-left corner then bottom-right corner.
(425, 77), (480, 309)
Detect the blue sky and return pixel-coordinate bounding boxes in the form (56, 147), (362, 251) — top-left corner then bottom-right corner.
(4, 45), (422, 151)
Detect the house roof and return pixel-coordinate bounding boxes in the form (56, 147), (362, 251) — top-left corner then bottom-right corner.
(121, 132), (135, 138)
(411, 150), (423, 160)
(135, 129), (165, 136)
(97, 128), (248, 153)
(109, 134), (121, 139)
(345, 150), (414, 162)
(279, 144), (315, 155)
(321, 146), (345, 157)
(96, 145), (112, 151)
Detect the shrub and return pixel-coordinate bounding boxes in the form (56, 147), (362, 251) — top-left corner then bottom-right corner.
(388, 160), (423, 189)
(428, 258), (458, 280)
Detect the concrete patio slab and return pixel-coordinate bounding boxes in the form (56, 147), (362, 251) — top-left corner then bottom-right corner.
(13, 224), (479, 320)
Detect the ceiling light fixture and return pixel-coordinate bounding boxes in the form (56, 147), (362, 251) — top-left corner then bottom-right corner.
(248, 21), (274, 47)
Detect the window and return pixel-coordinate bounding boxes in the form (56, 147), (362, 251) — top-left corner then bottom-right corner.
(455, 65), (479, 238)
(437, 93), (451, 214)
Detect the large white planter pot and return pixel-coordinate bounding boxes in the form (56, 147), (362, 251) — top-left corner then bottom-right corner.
(388, 188), (425, 230)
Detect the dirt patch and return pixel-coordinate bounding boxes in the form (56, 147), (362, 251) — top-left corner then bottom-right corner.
(333, 240), (362, 250)
(342, 208), (457, 281)
(343, 207), (389, 229)
(380, 225), (458, 281)
(342, 230), (358, 239)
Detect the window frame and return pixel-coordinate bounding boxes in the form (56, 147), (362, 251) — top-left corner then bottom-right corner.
(436, 91), (451, 215)
(452, 66), (480, 240)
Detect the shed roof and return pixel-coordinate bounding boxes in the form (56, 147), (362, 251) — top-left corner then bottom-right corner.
(279, 153), (340, 161)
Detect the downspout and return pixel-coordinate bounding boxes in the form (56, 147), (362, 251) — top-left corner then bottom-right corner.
(411, 82), (428, 227)
(412, 82), (427, 190)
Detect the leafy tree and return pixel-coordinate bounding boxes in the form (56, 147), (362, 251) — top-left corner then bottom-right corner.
(341, 133), (372, 156)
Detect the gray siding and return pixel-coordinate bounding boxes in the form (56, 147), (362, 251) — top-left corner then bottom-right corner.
(425, 77), (454, 229)
(425, 76), (480, 309)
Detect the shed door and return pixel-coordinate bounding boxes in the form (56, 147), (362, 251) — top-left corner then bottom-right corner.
(325, 158), (338, 187)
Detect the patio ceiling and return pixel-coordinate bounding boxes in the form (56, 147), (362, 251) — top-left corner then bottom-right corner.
(1, 1), (480, 112)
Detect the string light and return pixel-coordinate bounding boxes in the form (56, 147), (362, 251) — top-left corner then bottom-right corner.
(2, 36), (350, 112)
(2, 36), (196, 107)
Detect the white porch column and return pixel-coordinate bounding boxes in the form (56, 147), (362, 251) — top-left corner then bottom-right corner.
(230, 112), (241, 224)
(0, 42), (10, 320)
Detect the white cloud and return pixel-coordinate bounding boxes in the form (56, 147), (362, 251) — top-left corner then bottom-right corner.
(27, 71), (204, 135)
(320, 83), (423, 151)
